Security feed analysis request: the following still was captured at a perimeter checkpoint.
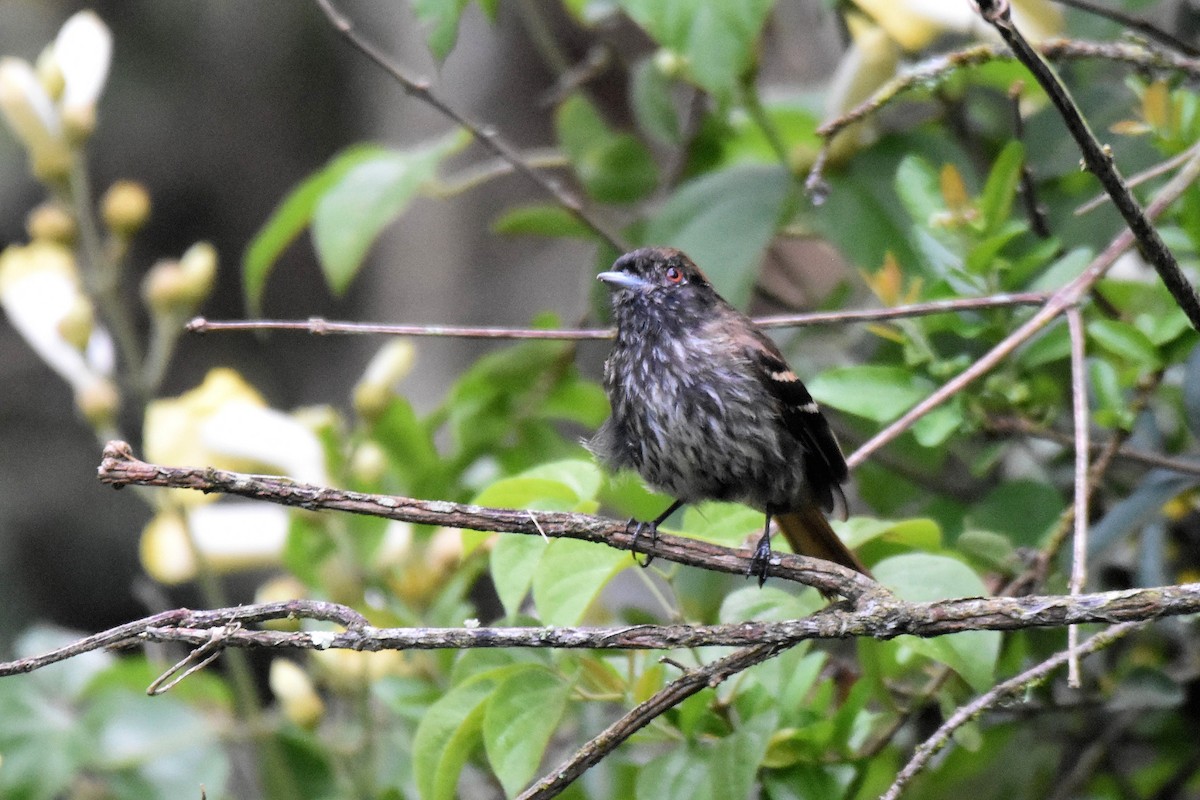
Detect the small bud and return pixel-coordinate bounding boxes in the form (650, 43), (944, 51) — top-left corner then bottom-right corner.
(350, 440), (388, 484)
(57, 294), (95, 350)
(177, 241), (217, 303)
(34, 46), (64, 101)
(75, 377), (119, 429)
(141, 258), (186, 316)
(101, 180), (151, 236)
(653, 48), (687, 78)
(270, 659), (325, 728)
(54, 11), (112, 144)
(26, 202), (76, 243)
(141, 242), (216, 315)
(0, 57), (70, 180)
(353, 340), (416, 421)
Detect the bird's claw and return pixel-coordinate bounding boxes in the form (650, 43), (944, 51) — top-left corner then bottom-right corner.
(748, 533), (773, 587)
(628, 518), (659, 567)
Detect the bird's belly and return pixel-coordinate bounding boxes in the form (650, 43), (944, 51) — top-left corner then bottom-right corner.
(622, 369), (807, 509)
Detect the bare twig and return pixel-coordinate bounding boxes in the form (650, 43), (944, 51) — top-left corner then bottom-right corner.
(1075, 148), (1198, 216)
(1066, 305), (1089, 686)
(985, 415), (1200, 477)
(1009, 82), (1053, 238)
(313, 0), (626, 252)
(186, 292), (1050, 341)
(1050, 0), (1200, 57)
(881, 621), (1142, 800)
(846, 143), (1200, 470)
(975, 0), (1200, 329)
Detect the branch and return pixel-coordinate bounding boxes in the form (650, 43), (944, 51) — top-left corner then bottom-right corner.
(96, 441), (875, 600)
(4, 586), (1197, 676)
(975, 0), (1200, 329)
(881, 620), (1142, 800)
(184, 292), (1051, 341)
(313, 0), (627, 252)
(1050, 0), (1199, 57)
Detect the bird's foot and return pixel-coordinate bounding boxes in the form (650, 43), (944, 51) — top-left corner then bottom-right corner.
(748, 531), (774, 587)
(627, 518), (659, 568)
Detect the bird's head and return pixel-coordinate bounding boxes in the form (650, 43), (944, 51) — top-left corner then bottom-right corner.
(596, 248), (716, 318)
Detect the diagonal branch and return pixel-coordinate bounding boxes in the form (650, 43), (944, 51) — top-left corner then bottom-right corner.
(880, 620), (1143, 800)
(313, 0), (626, 252)
(517, 643), (790, 800)
(975, 0), (1200, 329)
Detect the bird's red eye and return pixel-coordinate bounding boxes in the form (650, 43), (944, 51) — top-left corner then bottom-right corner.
(664, 266), (683, 283)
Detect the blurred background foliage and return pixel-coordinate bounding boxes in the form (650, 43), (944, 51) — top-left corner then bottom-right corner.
(3, 1), (1200, 798)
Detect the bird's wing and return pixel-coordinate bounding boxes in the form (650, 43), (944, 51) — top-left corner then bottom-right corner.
(744, 330), (849, 515)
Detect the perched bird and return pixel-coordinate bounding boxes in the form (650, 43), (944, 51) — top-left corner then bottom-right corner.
(588, 246), (868, 586)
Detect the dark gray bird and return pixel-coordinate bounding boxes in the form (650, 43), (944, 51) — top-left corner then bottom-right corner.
(588, 246), (868, 586)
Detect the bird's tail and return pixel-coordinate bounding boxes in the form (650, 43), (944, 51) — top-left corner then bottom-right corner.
(775, 507), (870, 576)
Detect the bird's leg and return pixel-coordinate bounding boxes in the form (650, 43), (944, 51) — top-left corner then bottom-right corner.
(628, 498), (685, 567)
(749, 511), (775, 587)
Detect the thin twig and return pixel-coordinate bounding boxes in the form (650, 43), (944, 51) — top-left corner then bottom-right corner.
(313, 0), (626, 252)
(1066, 305), (1089, 686)
(975, 0), (1200, 329)
(808, 38), (1200, 194)
(1050, 0), (1200, 57)
(1075, 147), (1197, 215)
(880, 621), (1143, 800)
(846, 143), (1200, 470)
(1009, 81), (1053, 238)
(985, 415), (1200, 477)
(186, 292), (1050, 341)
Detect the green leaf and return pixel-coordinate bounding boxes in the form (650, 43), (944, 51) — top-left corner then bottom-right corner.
(483, 669), (571, 796)
(682, 502), (763, 546)
(312, 130), (470, 296)
(873, 553), (999, 691)
(492, 204), (596, 239)
(412, 680), (493, 800)
(912, 402), (963, 447)
(413, 0), (471, 59)
(894, 155), (945, 225)
(1090, 358), (1134, 429)
(968, 480), (1064, 548)
(643, 165), (792, 307)
(617, 0), (774, 100)
(978, 141), (1025, 233)
(631, 56), (681, 143)
(838, 517), (942, 550)
(1087, 318), (1163, 370)
(555, 94), (657, 203)
(490, 534), (546, 617)
(532, 538), (627, 625)
(84, 687), (229, 797)
(808, 365), (935, 423)
(242, 144), (387, 315)
(719, 584), (822, 623)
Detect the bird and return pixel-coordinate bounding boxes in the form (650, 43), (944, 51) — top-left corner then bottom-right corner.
(587, 246), (869, 587)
